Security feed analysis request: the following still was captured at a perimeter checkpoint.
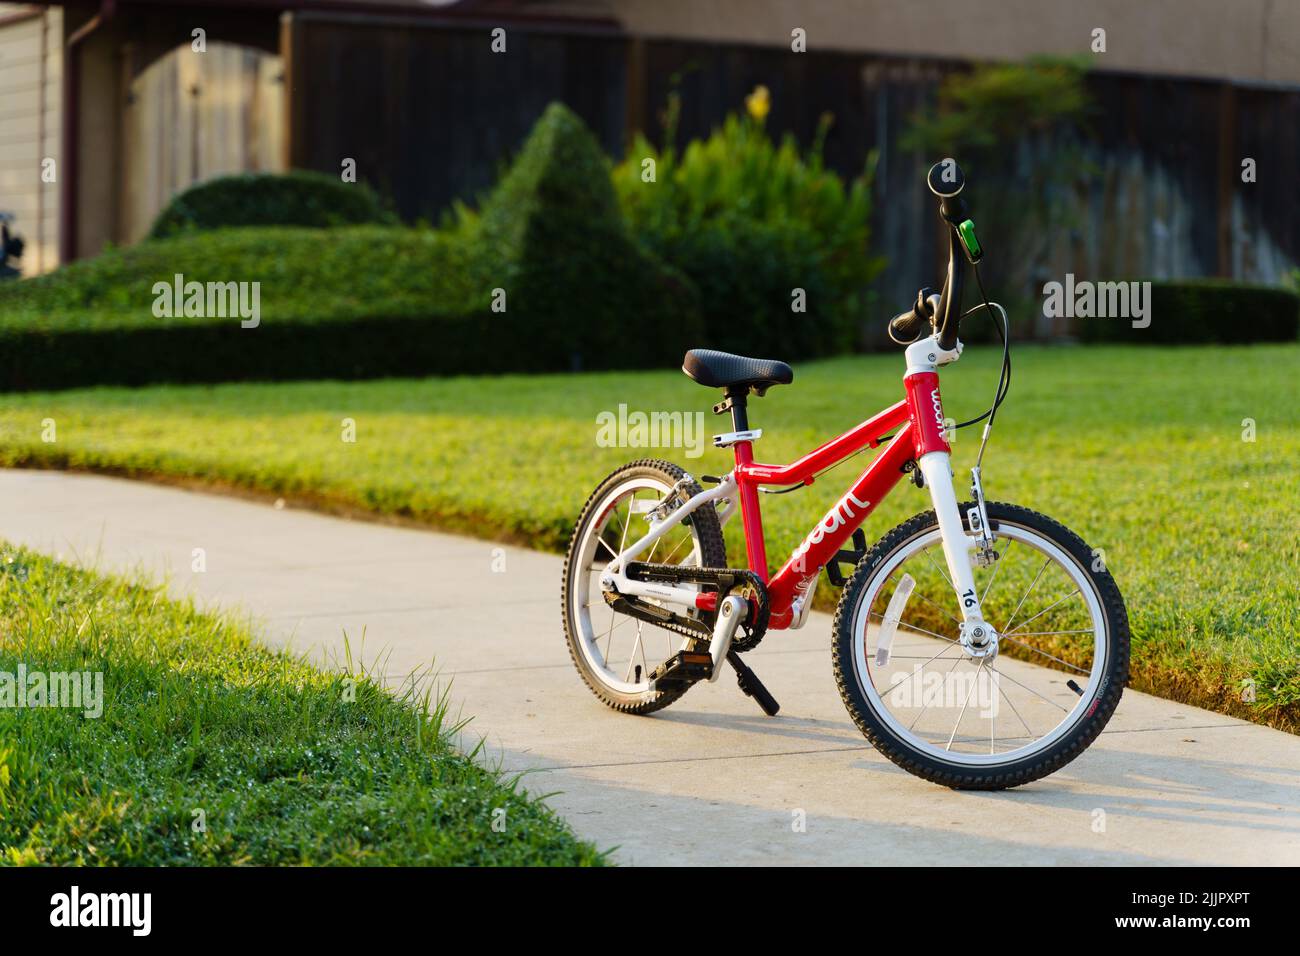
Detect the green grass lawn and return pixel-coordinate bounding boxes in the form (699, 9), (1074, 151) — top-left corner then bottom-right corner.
(0, 547), (602, 865)
(0, 344), (1296, 731)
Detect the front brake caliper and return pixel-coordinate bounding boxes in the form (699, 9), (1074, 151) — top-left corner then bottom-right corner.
(968, 467), (997, 566)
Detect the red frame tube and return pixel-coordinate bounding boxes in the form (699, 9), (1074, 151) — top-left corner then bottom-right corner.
(730, 379), (948, 630)
(903, 371), (951, 458)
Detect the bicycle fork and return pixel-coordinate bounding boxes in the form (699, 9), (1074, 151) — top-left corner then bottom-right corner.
(917, 451), (998, 656)
(904, 337), (999, 659)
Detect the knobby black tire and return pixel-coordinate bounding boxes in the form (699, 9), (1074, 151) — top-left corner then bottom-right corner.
(832, 501), (1129, 790)
(562, 459), (727, 715)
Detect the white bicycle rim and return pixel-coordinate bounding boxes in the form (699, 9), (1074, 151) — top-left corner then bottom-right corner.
(849, 520), (1108, 767)
(570, 476), (703, 695)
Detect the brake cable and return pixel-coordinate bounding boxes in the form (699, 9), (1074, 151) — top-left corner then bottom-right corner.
(952, 262), (1012, 471)
(758, 441), (872, 494)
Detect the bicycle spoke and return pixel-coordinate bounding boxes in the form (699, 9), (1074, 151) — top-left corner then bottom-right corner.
(995, 674), (1036, 738)
(990, 678), (996, 754)
(624, 622), (647, 683)
(907, 651), (965, 732)
(1002, 556), (1050, 633)
(986, 664), (1070, 713)
(616, 497), (633, 554)
(869, 611), (958, 645)
(852, 520), (1111, 767)
(1004, 588), (1084, 636)
(979, 539), (1013, 604)
(946, 660), (985, 751)
(923, 545), (955, 593)
(998, 633), (1090, 674)
(910, 587), (963, 626)
(883, 641), (961, 697)
(595, 494), (637, 665)
(573, 476), (718, 694)
(659, 532), (693, 567)
(601, 612), (632, 660)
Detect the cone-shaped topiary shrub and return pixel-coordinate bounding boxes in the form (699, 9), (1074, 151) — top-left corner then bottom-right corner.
(474, 102), (702, 371)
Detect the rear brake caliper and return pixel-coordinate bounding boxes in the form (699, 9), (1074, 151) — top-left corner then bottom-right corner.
(648, 476), (694, 524)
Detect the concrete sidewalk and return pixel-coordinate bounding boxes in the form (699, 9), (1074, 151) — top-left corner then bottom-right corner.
(1, 469), (1296, 865)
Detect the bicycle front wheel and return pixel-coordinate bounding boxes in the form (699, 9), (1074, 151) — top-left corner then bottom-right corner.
(833, 501), (1129, 789)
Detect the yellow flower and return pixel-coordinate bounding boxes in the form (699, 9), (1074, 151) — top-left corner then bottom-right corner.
(745, 85), (771, 122)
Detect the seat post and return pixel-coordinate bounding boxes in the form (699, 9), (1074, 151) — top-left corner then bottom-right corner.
(724, 385), (750, 433)
(721, 385), (769, 580)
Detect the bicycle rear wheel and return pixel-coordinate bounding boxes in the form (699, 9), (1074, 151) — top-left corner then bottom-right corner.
(562, 459), (727, 715)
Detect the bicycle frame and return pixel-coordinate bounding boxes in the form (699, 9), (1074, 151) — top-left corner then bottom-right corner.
(605, 334), (991, 638)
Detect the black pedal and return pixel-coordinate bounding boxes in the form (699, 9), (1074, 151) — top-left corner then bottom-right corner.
(648, 650), (714, 688)
(825, 528), (869, 587)
(727, 651), (780, 716)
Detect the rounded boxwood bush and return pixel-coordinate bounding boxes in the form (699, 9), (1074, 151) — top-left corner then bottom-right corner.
(149, 171), (397, 239)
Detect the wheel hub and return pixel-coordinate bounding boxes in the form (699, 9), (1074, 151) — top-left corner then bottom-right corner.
(959, 620), (999, 659)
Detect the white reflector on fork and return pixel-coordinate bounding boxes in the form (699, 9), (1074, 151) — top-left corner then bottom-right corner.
(875, 573), (915, 666)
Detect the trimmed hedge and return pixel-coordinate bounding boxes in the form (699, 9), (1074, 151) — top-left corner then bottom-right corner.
(1076, 280), (1299, 344)
(0, 104), (700, 391)
(0, 226), (500, 390)
(149, 171), (397, 239)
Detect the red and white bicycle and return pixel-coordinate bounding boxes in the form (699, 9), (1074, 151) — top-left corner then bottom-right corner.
(563, 161), (1129, 789)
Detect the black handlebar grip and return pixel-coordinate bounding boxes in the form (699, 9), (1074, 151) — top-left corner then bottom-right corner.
(888, 308), (927, 344)
(925, 160), (971, 351)
(889, 287), (939, 346)
(927, 159), (965, 199)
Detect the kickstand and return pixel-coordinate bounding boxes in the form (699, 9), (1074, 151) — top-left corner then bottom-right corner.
(726, 650), (780, 716)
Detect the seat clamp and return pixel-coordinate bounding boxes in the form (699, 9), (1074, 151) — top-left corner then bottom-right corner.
(713, 429), (762, 448)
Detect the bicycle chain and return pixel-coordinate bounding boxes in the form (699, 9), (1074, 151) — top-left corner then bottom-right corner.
(612, 563), (770, 653)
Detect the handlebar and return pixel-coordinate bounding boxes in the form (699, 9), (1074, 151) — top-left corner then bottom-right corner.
(934, 226), (965, 351)
(887, 159), (982, 350)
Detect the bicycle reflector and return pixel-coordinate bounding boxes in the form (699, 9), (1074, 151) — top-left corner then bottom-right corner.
(874, 573), (916, 667)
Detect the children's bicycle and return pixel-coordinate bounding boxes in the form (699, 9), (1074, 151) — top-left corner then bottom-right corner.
(562, 161), (1129, 789)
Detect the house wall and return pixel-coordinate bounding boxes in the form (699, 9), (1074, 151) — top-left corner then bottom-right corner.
(0, 3), (61, 274)
(602, 0), (1300, 88)
(286, 17), (1299, 340)
(121, 40), (285, 241)
(287, 14), (626, 225)
(57, 0), (282, 258)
